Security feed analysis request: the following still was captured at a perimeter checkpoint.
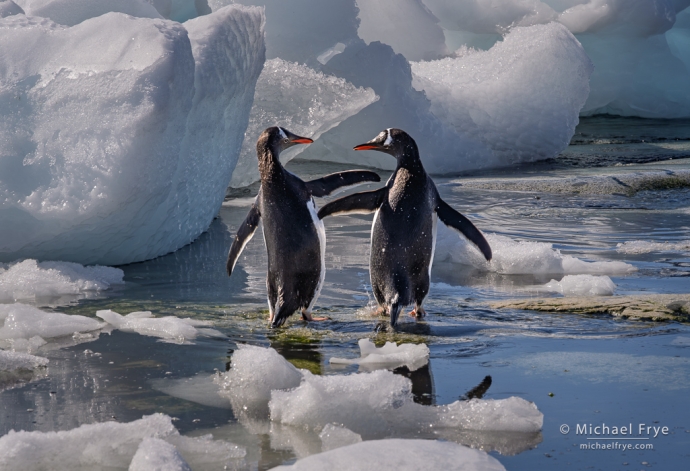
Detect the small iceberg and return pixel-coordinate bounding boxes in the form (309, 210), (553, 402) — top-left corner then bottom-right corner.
(329, 339), (429, 371)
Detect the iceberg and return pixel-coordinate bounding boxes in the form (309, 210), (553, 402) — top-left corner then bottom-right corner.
(0, 413), (245, 471)
(329, 338), (430, 371)
(0, 6), (264, 265)
(271, 439), (507, 471)
(13, 0), (162, 25)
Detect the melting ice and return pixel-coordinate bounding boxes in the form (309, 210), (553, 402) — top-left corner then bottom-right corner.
(329, 338), (430, 371)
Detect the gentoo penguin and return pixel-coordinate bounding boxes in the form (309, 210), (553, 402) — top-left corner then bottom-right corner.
(318, 128), (491, 327)
(226, 126), (381, 328)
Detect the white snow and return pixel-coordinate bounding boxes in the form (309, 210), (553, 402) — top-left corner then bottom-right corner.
(271, 438), (507, 471)
(435, 227), (636, 276)
(129, 437), (191, 471)
(0, 413), (245, 471)
(329, 338), (429, 371)
(0, 0), (23, 17)
(0, 259), (123, 303)
(617, 240), (690, 254)
(318, 424), (362, 452)
(14, 0), (162, 26)
(229, 59), (378, 187)
(215, 344), (303, 416)
(96, 310), (224, 344)
(0, 303), (104, 352)
(0, 6), (264, 265)
(0, 349), (48, 371)
(542, 274), (616, 296)
(411, 22), (592, 172)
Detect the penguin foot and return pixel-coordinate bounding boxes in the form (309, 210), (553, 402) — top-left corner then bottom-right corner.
(375, 306), (387, 317)
(301, 310), (329, 322)
(409, 306), (427, 318)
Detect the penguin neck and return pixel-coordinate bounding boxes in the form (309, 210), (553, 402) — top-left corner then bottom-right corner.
(396, 149), (425, 175)
(258, 146), (284, 183)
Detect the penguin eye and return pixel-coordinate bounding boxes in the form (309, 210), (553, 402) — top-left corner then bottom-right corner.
(283, 138), (289, 143)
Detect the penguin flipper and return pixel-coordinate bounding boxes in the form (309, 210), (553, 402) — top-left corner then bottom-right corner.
(305, 170), (381, 197)
(317, 188), (387, 219)
(226, 203), (261, 276)
(436, 199), (492, 261)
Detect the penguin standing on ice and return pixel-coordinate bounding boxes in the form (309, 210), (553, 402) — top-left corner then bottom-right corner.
(318, 128), (492, 327)
(227, 127), (381, 328)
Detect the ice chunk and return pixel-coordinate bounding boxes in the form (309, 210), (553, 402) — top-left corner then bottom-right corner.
(0, 304), (104, 351)
(617, 240), (690, 254)
(329, 338), (429, 371)
(0, 259), (123, 303)
(272, 438), (506, 471)
(316, 42), (346, 65)
(129, 437), (191, 471)
(14, 0), (162, 25)
(435, 227), (636, 275)
(0, 349), (48, 371)
(542, 275), (616, 296)
(96, 310), (223, 344)
(215, 344), (303, 416)
(0, 0), (23, 17)
(436, 396), (545, 432)
(318, 424), (362, 452)
(356, 0), (448, 60)
(229, 59), (378, 187)
(411, 23), (592, 171)
(0, 8), (264, 265)
(0, 413), (245, 470)
(151, 373), (232, 409)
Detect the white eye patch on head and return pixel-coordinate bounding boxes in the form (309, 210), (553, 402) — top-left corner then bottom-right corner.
(384, 128), (393, 146)
(278, 127), (288, 139)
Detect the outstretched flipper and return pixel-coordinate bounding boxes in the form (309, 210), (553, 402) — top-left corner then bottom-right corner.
(305, 170), (381, 197)
(436, 199), (492, 261)
(318, 187), (387, 219)
(226, 203), (261, 276)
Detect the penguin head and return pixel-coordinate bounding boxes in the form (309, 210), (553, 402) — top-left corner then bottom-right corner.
(260, 126), (313, 155)
(353, 128), (417, 159)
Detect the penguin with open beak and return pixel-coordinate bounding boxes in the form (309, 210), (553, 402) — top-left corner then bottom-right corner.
(318, 128), (491, 327)
(227, 126), (381, 327)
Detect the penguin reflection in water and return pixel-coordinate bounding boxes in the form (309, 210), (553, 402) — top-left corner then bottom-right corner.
(318, 129), (492, 327)
(227, 127), (381, 328)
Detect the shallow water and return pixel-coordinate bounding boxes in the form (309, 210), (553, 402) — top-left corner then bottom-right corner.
(2, 117), (690, 470)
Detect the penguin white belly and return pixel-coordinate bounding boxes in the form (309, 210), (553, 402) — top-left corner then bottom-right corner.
(306, 198), (326, 313)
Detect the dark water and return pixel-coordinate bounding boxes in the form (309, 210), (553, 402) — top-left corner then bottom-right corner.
(1, 116), (690, 470)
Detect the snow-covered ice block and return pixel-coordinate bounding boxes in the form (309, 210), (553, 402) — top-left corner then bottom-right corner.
(230, 59), (377, 187)
(0, 0), (23, 17)
(14, 0), (162, 25)
(319, 424), (362, 452)
(435, 227), (636, 276)
(617, 240), (690, 254)
(542, 274), (616, 296)
(129, 437), (191, 471)
(0, 303), (104, 352)
(0, 349), (48, 371)
(329, 338), (429, 371)
(271, 438), (507, 471)
(0, 413), (245, 471)
(411, 23), (592, 171)
(216, 344), (303, 416)
(0, 7), (264, 265)
(96, 310), (223, 344)
(356, 0), (448, 60)
(0, 259), (123, 303)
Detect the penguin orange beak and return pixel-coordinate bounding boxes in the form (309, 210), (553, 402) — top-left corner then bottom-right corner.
(291, 137), (313, 144)
(353, 143), (379, 151)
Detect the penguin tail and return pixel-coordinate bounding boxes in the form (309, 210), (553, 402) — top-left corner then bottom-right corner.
(270, 298), (300, 328)
(389, 301), (402, 328)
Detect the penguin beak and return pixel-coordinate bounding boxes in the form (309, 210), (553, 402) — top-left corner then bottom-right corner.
(284, 129), (313, 145)
(353, 132), (388, 152)
(353, 143), (380, 151)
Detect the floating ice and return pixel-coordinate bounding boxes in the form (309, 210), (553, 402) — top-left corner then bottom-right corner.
(540, 275), (616, 296)
(0, 259), (123, 303)
(356, 0), (448, 61)
(215, 344), (303, 416)
(151, 373), (231, 409)
(0, 413), (245, 471)
(96, 310), (223, 344)
(229, 59), (378, 187)
(435, 227), (636, 276)
(617, 240), (690, 254)
(411, 23), (592, 171)
(329, 338), (429, 371)
(129, 437), (191, 471)
(271, 438), (507, 471)
(0, 303), (104, 352)
(270, 369), (543, 435)
(14, 0), (162, 25)
(0, 7), (264, 265)
(318, 424), (362, 452)
(0, 349), (48, 371)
